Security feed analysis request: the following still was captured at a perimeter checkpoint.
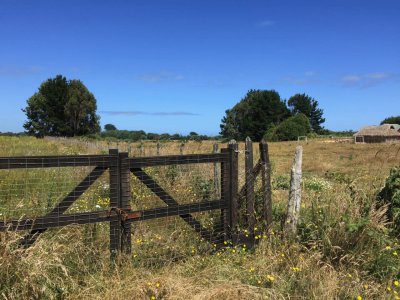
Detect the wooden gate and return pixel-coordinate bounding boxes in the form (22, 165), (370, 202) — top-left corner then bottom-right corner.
(0, 146), (239, 257)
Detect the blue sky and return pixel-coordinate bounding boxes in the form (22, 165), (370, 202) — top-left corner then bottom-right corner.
(0, 0), (399, 135)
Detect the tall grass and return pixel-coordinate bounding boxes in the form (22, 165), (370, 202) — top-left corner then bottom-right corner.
(1, 137), (400, 299)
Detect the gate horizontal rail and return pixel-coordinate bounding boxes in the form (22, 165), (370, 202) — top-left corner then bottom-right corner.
(0, 155), (110, 169)
(0, 200), (225, 231)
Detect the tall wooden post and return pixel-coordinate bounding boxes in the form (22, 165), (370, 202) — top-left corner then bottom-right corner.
(119, 152), (131, 254)
(228, 140), (239, 233)
(260, 140), (272, 227)
(220, 141), (238, 241)
(245, 137), (255, 232)
(213, 143), (220, 198)
(109, 149), (120, 258)
(285, 146), (303, 235)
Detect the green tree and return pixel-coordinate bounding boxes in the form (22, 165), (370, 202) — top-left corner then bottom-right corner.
(23, 75), (100, 137)
(287, 93), (325, 133)
(104, 124), (117, 131)
(380, 116), (400, 125)
(220, 90), (289, 141)
(264, 113), (311, 141)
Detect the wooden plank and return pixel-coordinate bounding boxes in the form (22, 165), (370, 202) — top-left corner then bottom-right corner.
(109, 149), (120, 257)
(228, 141), (239, 232)
(260, 141), (273, 227)
(245, 137), (255, 231)
(128, 153), (228, 168)
(0, 155), (109, 169)
(220, 148), (230, 240)
(213, 143), (220, 198)
(0, 200), (224, 232)
(130, 168), (217, 241)
(20, 166), (107, 247)
(119, 152), (131, 254)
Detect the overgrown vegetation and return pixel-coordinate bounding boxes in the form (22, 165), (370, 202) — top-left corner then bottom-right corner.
(264, 113), (311, 141)
(1, 137), (400, 299)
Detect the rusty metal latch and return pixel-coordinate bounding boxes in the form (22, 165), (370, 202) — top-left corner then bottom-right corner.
(107, 207), (142, 221)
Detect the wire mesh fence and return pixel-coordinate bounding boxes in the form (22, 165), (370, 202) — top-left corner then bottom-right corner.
(0, 149), (234, 261)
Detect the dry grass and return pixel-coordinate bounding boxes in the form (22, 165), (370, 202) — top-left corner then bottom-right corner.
(1, 136), (400, 299)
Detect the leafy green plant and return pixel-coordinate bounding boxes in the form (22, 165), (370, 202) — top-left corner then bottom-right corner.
(273, 174), (290, 190)
(377, 166), (400, 234)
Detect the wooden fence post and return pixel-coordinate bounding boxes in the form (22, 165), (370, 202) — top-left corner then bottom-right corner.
(119, 152), (131, 254)
(260, 140), (272, 227)
(109, 149), (120, 258)
(213, 143), (220, 198)
(228, 140), (239, 233)
(156, 142), (160, 156)
(245, 137), (255, 232)
(285, 146), (303, 235)
(140, 141), (144, 156)
(220, 141), (238, 241)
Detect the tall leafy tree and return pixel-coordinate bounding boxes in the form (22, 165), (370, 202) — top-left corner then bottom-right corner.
(287, 93), (325, 133)
(380, 116), (400, 125)
(220, 90), (289, 141)
(23, 75), (100, 137)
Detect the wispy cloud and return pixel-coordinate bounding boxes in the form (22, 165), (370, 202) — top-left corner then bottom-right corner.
(100, 111), (199, 116)
(341, 75), (362, 84)
(282, 71), (318, 85)
(256, 20), (275, 27)
(340, 72), (395, 88)
(0, 65), (43, 76)
(136, 71), (184, 83)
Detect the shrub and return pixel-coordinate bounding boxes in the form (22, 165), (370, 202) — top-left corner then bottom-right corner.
(377, 166), (400, 234)
(264, 113), (311, 141)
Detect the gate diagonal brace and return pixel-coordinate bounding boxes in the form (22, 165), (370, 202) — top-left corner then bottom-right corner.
(19, 166), (107, 248)
(130, 168), (218, 243)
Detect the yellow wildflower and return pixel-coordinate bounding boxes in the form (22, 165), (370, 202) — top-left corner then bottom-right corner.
(266, 275), (275, 281)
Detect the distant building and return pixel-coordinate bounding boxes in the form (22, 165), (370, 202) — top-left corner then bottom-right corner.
(354, 124), (400, 143)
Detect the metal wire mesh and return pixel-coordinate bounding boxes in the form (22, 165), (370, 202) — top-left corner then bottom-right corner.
(0, 150), (229, 260)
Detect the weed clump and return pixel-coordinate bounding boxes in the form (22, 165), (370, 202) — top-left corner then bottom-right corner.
(377, 166), (400, 235)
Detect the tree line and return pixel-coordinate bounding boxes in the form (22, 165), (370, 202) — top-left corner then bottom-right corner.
(22, 75), (399, 142)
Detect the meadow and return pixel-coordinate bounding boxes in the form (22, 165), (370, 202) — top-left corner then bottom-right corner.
(0, 136), (400, 299)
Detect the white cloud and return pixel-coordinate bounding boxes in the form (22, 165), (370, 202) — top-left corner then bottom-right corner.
(366, 72), (389, 79)
(136, 71), (184, 83)
(341, 72), (395, 88)
(282, 71), (318, 85)
(341, 75), (362, 84)
(100, 111), (199, 116)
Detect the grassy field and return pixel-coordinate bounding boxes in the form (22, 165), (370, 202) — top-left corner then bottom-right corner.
(1, 136), (400, 299)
